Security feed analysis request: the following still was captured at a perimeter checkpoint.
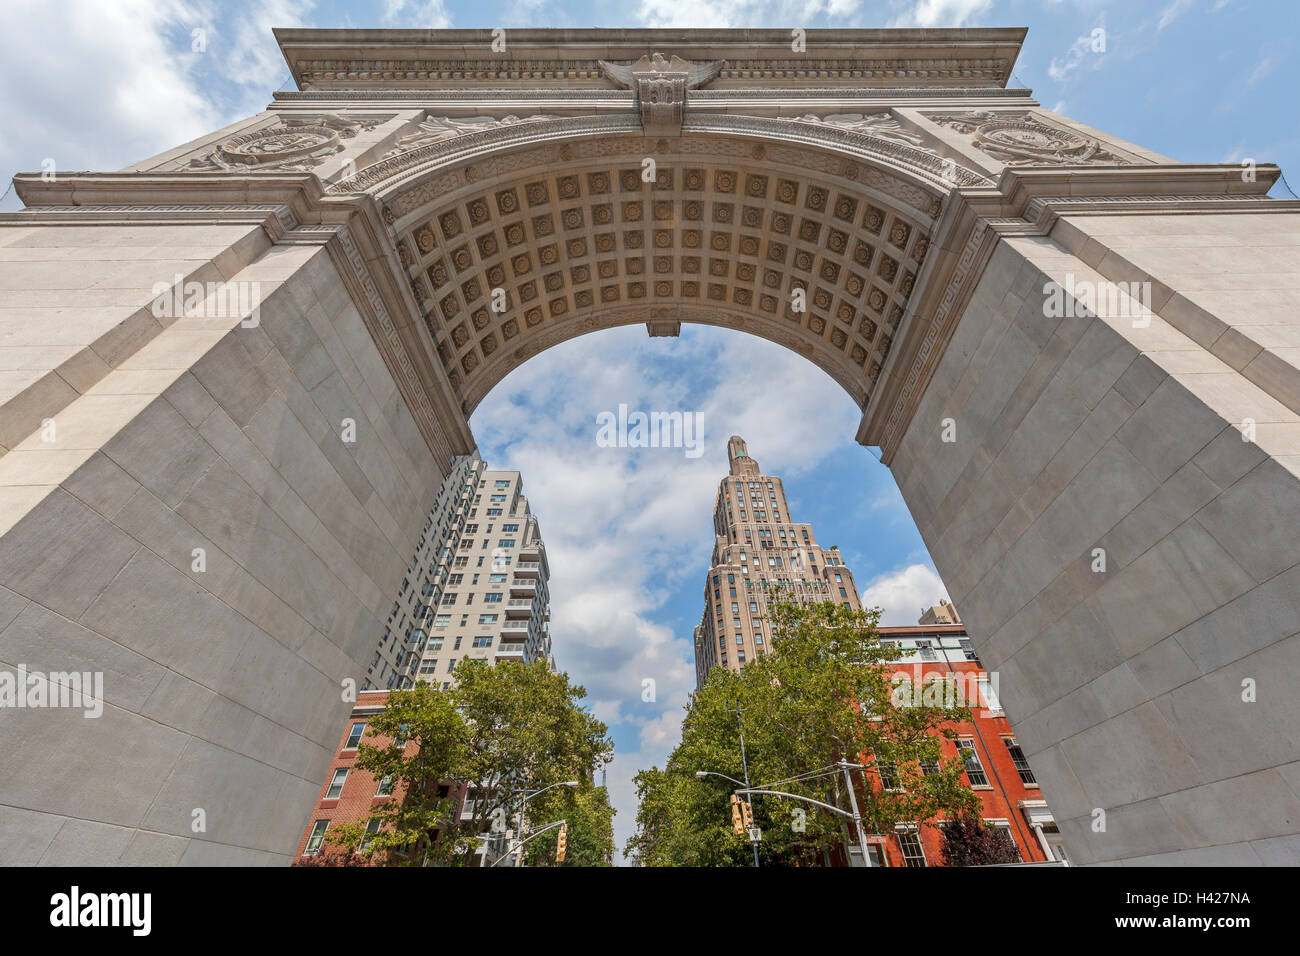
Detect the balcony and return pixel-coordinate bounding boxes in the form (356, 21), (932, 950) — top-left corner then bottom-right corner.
(509, 579), (536, 597)
(501, 620), (530, 636)
(505, 599), (533, 618)
(495, 645), (525, 659)
(513, 561), (541, 578)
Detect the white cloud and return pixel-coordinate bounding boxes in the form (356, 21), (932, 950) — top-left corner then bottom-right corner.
(382, 0), (452, 28)
(216, 0), (314, 112)
(1158, 0), (1194, 31)
(0, 0), (318, 211)
(887, 0), (993, 28)
(633, 0), (864, 30)
(858, 562), (950, 626)
(1220, 141), (1247, 163)
(1247, 54), (1279, 87)
(1047, 17), (1107, 83)
(0, 0), (217, 198)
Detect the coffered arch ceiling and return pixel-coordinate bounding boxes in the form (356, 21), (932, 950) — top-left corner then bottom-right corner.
(356, 118), (975, 417)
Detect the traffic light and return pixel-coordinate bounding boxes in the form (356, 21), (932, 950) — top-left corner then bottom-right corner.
(741, 800), (754, 828)
(730, 794), (744, 835)
(555, 822), (567, 863)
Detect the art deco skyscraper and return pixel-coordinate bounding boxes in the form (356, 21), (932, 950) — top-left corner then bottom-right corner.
(693, 436), (863, 689)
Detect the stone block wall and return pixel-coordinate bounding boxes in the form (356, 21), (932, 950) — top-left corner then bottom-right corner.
(0, 235), (446, 864)
(891, 216), (1300, 864)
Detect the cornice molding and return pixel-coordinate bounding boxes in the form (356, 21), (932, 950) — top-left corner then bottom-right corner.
(274, 27), (1028, 91)
(272, 87), (1035, 103)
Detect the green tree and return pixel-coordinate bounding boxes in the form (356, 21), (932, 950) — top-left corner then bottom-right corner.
(445, 659), (613, 861)
(523, 784), (616, 866)
(320, 659), (613, 866)
(626, 599), (979, 866)
(320, 681), (469, 866)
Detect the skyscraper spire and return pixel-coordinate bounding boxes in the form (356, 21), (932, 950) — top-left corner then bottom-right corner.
(727, 435), (760, 476)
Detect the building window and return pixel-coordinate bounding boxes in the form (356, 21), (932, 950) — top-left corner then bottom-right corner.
(960, 639), (980, 663)
(1005, 737), (1037, 785)
(915, 640), (936, 661)
(473, 636), (493, 648)
(376, 775), (394, 797)
(478, 614), (499, 624)
(344, 722), (365, 750)
(978, 676), (1003, 715)
(325, 768), (348, 799)
(877, 757), (900, 791)
(896, 827), (926, 867)
(360, 818), (383, 851)
(304, 820), (328, 855)
(958, 739), (989, 787)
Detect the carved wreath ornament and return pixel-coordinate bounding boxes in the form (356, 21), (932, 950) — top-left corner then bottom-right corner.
(925, 111), (1134, 166)
(184, 115), (381, 171)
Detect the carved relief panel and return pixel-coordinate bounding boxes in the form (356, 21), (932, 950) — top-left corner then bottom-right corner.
(921, 110), (1144, 166)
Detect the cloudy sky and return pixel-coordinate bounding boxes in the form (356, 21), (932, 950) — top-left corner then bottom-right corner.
(2, 0), (1294, 861)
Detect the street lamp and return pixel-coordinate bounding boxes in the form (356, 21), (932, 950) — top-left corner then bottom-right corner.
(733, 760), (875, 867)
(504, 780), (579, 867)
(694, 768), (761, 867)
(695, 770), (747, 787)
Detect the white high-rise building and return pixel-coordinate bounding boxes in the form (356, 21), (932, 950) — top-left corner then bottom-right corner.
(371, 455), (553, 691)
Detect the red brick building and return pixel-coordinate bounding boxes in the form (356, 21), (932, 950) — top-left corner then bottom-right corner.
(851, 624), (1068, 867)
(292, 690), (466, 865)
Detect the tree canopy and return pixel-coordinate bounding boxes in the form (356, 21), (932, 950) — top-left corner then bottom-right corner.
(315, 659), (614, 866)
(625, 599), (979, 866)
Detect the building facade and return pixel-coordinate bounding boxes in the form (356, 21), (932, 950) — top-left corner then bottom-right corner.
(297, 462), (554, 864)
(858, 623), (1068, 867)
(422, 466), (553, 688)
(294, 690), (411, 864)
(694, 436), (863, 689)
(373, 455), (555, 692)
(368, 452), (480, 689)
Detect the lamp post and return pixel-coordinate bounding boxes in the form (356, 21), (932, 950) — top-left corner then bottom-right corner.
(489, 819), (567, 866)
(731, 760), (876, 868)
(502, 780), (579, 867)
(726, 705), (762, 868)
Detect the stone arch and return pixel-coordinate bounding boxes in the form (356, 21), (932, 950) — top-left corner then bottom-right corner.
(348, 120), (973, 417)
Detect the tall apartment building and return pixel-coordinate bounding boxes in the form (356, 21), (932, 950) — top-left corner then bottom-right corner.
(421, 468), (553, 688)
(296, 461), (554, 864)
(368, 452), (481, 689)
(693, 436), (863, 689)
(367, 455), (554, 691)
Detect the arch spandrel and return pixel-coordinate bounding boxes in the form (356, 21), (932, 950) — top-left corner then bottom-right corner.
(348, 120), (972, 417)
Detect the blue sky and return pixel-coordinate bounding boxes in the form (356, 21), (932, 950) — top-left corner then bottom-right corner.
(1, 0), (1294, 860)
